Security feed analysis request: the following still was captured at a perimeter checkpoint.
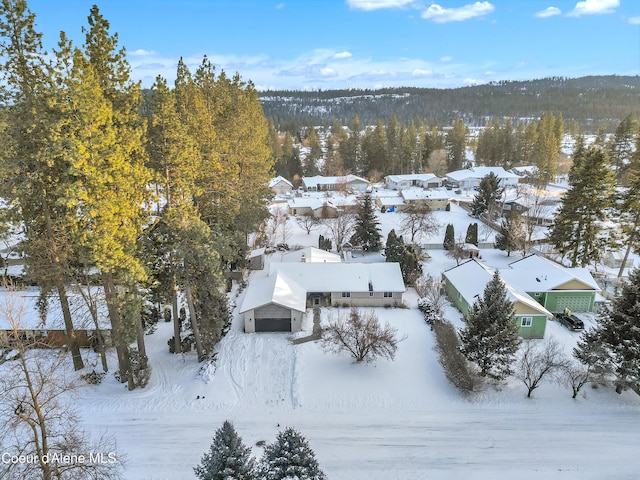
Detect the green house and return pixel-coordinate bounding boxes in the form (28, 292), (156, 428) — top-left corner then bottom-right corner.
(442, 259), (551, 339)
(501, 254), (601, 313)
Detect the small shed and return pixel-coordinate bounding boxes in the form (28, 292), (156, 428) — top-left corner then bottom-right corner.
(269, 176), (293, 195)
(247, 247), (266, 270)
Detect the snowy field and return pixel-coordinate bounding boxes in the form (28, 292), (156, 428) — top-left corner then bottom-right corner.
(68, 202), (640, 479)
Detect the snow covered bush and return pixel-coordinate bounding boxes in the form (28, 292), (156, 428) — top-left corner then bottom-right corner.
(257, 427), (325, 480)
(194, 420), (256, 480)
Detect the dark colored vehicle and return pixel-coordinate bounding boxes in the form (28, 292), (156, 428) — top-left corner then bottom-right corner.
(555, 312), (584, 331)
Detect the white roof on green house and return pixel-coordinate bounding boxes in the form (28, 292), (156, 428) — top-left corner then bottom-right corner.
(442, 259), (552, 317)
(505, 254), (601, 292)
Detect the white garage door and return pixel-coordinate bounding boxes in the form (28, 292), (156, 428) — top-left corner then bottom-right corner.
(555, 296), (591, 312)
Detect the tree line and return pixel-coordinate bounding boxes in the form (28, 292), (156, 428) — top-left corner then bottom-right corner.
(0, 1), (273, 386)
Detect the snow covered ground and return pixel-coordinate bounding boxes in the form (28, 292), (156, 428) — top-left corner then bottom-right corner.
(68, 203), (640, 479)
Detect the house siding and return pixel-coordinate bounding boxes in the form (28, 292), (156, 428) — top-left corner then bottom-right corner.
(330, 291), (402, 307)
(515, 314), (547, 339)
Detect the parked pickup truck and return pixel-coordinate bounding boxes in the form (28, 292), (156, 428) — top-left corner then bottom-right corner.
(555, 312), (585, 331)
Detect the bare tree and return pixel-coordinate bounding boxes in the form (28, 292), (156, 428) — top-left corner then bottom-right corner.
(414, 274), (448, 319)
(322, 213), (356, 252)
(0, 293), (125, 480)
(446, 236), (468, 265)
(322, 308), (403, 363)
(297, 213), (320, 235)
(515, 338), (566, 398)
(400, 204), (440, 244)
(562, 360), (592, 399)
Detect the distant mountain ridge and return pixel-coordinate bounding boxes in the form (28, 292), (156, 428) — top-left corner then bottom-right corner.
(259, 75), (640, 131)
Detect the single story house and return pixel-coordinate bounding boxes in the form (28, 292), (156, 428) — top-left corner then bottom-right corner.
(501, 254), (601, 313)
(302, 174), (370, 192)
(446, 167), (520, 190)
(287, 198), (338, 218)
(400, 188), (449, 211)
(376, 195), (405, 212)
(384, 174), (442, 191)
(0, 287), (112, 348)
(269, 176), (294, 195)
(442, 259), (551, 339)
(240, 262), (405, 333)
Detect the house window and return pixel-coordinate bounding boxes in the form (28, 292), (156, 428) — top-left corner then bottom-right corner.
(369, 292), (374, 297)
(384, 292), (393, 298)
(521, 317), (533, 327)
(341, 292), (351, 298)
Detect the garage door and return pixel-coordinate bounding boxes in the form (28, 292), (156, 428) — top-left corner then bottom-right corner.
(555, 296), (592, 312)
(255, 318), (291, 332)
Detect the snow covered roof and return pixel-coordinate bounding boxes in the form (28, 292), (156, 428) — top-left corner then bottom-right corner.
(400, 187), (450, 201)
(248, 247), (266, 259)
(287, 197), (328, 210)
(378, 197), (405, 207)
(442, 260), (552, 317)
(280, 247), (341, 263)
(385, 173), (440, 183)
(269, 176), (293, 188)
(447, 166), (519, 182)
(269, 262), (405, 293)
(302, 174), (370, 187)
(0, 287), (111, 330)
(504, 254), (600, 292)
(239, 271), (307, 313)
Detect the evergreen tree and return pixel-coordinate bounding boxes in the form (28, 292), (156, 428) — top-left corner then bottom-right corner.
(548, 141), (616, 267)
(445, 117), (467, 172)
(465, 223), (478, 246)
(459, 271), (521, 380)
(574, 268), (640, 395)
(258, 427), (326, 480)
(361, 120), (387, 176)
(194, 420), (256, 480)
(339, 115), (363, 175)
(495, 213), (525, 257)
(384, 229), (404, 263)
(531, 112), (563, 186)
(350, 194), (381, 251)
(615, 133), (640, 277)
(443, 223), (455, 250)
(607, 113), (637, 181)
(0, 0), (84, 370)
(470, 172), (504, 219)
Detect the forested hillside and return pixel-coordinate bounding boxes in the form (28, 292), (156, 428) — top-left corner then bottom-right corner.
(261, 76), (640, 132)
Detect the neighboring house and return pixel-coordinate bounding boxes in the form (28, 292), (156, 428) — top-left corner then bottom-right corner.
(446, 167), (520, 190)
(0, 287), (112, 348)
(442, 259), (551, 339)
(280, 247), (341, 263)
(384, 174), (442, 190)
(501, 254), (601, 313)
(241, 262), (405, 333)
(287, 198), (338, 218)
(302, 174), (370, 192)
(376, 194), (405, 212)
(400, 188), (449, 211)
(269, 176), (294, 195)
(603, 251), (634, 270)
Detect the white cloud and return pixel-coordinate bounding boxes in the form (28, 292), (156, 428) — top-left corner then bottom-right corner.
(275, 2), (285, 9)
(413, 68), (433, 76)
(628, 16), (640, 25)
(320, 67), (337, 76)
(333, 51), (353, 59)
(535, 6), (562, 18)
(130, 49), (156, 56)
(346, 0), (416, 11)
(440, 56), (453, 62)
(421, 1), (495, 23)
(567, 0), (619, 17)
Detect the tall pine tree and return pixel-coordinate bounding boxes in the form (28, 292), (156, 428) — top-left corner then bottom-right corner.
(459, 270), (521, 380)
(350, 194), (381, 251)
(574, 267), (640, 395)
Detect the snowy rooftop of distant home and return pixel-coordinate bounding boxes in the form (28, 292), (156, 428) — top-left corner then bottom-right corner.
(0, 287), (110, 330)
(401, 187), (450, 201)
(269, 176), (293, 188)
(385, 173), (440, 183)
(302, 174), (369, 186)
(287, 197), (329, 210)
(446, 166), (520, 181)
(248, 247), (266, 259)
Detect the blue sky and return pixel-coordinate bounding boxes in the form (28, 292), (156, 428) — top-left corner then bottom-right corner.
(26, 0), (640, 90)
